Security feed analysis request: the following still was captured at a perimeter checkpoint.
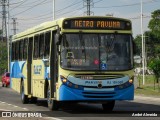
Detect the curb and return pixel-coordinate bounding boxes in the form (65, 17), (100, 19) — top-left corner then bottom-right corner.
(135, 95), (160, 101)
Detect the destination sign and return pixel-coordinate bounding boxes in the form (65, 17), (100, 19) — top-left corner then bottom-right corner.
(63, 18), (131, 30)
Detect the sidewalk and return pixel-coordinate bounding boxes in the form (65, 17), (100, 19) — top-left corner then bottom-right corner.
(135, 95), (160, 101)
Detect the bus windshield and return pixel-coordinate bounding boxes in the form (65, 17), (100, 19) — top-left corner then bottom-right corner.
(60, 34), (133, 71)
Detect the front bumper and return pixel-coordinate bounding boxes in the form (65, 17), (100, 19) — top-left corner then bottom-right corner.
(59, 84), (134, 101)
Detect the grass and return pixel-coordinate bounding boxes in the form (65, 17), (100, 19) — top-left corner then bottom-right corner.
(134, 75), (160, 97)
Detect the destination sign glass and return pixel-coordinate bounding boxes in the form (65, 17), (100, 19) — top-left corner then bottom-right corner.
(63, 18), (131, 30)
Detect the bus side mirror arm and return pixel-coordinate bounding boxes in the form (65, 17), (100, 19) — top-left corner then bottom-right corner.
(55, 27), (62, 45)
(133, 40), (137, 55)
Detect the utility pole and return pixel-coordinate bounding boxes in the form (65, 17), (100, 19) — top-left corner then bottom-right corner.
(83, 0), (94, 16)
(1, 0), (10, 72)
(1, 0), (8, 41)
(141, 0), (145, 85)
(11, 18), (18, 35)
(53, 0), (55, 20)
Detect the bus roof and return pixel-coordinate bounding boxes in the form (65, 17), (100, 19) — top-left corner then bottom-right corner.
(12, 16), (131, 40)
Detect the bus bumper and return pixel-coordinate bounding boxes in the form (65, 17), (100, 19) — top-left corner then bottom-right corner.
(59, 85), (134, 101)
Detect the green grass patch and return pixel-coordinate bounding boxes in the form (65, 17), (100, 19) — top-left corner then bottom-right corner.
(135, 75), (160, 97)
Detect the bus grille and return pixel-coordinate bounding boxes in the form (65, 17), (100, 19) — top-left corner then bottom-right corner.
(74, 74), (124, 80)
(82, 91), (116, 98)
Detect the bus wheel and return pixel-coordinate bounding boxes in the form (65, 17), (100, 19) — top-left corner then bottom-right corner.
(102, 100), (115, 112)
(47, 87), (59, 111)
(21, 81), (29, 104)
(31, 97), (37, 103)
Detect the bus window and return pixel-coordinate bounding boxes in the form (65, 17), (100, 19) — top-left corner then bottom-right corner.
(15, 41), (19, 60)
(19, 40), (23, 60)
(44, 31), (51, 59)
(39, 33), (45, 59)
(34, 35), (39, 59)
(12, 42), (15, 61)
(23, 38), (28, 60)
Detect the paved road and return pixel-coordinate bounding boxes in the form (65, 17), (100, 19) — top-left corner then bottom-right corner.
(0, 83), (160, 120)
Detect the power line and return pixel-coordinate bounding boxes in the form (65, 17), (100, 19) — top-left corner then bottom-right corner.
(94, 0), (158, 9)
(15, 0), (82, 20)
(0, 0), (24, 6)
(18, 12), (52, 21)
(94, 0), (103, 4)
(13, 0), (45, 7)
(10, 0), (48, 17)
(56, 6), (85, 17)
(56, 1), (82, 13)
(10, 0), (28, 11)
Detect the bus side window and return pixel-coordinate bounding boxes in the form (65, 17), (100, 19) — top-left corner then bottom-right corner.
(19, 40), (23, 60)
(12, 42), (15, 61)
(15, 41), (19, 60)
(34, 35), (39, 59)
(23, 38), (28, 60)
(39, 33), (45, 59)
(44, 31), (51, 59)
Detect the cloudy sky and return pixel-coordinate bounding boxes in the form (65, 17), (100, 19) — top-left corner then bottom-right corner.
(1, 0), (160, 37)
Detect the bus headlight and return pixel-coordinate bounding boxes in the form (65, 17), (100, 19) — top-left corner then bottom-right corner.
(60, 75), (83, 90)
(60, 75), (68, 83)
(116, 79), (133, 90)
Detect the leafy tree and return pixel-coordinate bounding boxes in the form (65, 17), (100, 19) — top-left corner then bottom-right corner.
(148, 58), (160, 91)
(148, 9), (160, 39)
(145, 31), (159, 58)
(133, 34), (142, 56)
(0, 41), (8, 75)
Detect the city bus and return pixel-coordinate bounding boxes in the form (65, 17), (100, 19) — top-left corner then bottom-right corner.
(11, 16), (134, 111)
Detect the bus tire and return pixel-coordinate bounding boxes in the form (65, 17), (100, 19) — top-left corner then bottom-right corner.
(21, 81), (29, 104)
(44, 79), (49, 98)
(31, 97), (37, 103)
(102, 100), (115, 112)
(47, 87), (59, 111)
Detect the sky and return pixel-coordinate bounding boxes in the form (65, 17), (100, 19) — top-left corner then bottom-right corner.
(1, 0), (160, 37)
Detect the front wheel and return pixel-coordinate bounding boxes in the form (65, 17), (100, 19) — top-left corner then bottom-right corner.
(102, 100), (115, 112)
(30, 97), (37, 103)
(47, 87), (59, 111)
(21, 81), (29, 104)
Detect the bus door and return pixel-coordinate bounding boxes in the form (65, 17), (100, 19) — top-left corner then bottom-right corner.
(27, 37), (33, 95)
(50, 31), (57, 98)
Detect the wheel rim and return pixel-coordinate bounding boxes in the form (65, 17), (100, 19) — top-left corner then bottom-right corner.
(47, 89), (52, 105)
(21, 86), (24, 100)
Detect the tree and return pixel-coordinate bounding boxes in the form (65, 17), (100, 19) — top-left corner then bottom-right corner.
(148, 9), (160, 39)
(133, 34), (142, 56)
(0, 41), (8, 75)
(148, 58), (160, 92)
(145, 31), (159, 59)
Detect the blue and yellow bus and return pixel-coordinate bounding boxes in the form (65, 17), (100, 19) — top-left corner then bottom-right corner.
(11, 16), (134, 111)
